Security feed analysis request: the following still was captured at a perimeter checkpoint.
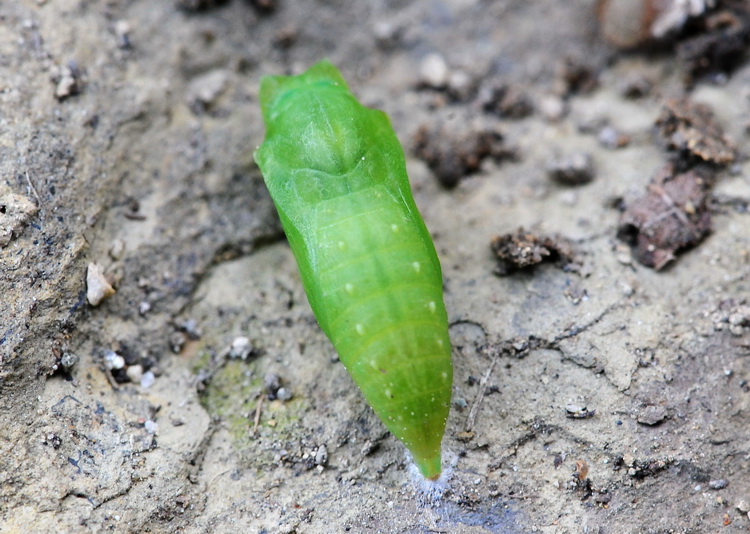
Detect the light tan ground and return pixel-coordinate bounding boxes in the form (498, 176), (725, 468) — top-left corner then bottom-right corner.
(1, 1), (749, 533)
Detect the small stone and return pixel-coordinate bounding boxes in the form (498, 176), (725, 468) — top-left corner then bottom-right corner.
(565, 404), (596, 419)
(60, 352), (79, 370)
(736, 500), (749, 513)
(104, 350), (125, 370)
(730, 324), (745, 336)
(86, 263), (116, 306)
(169, 332), (187, 354)
(547, 152), (595, 186)
(138, 301), (151, 316)
(264, 373), (282, 399)
(373, 21), (400, 49)
(539, 94), (566, 122)
(126, 364), (144, 383)
(453, 397), (468, 409)
(419, 53), (449, 88)
(314, 445), (328, 466)
(109, 239), (125, 260)
(621, 283), (635, 297)
(187, 69), (229, 110)
(559, 191), (578, 206)
(598, 125), (630, 149)
(637, 405), (667, 426)
(144, 420), (158, 434)
(140, 371), (156, 388)
(447, 70), (474, 101)
(708, 479), (728, 490)
(276, 387), (293, 402)
(229, 336), (253, 359)
(55, 71), (77, 99)
(614, 244), (633, 265)
(114, 20), (131, 48)
(176, 318), (201, 340)
(621, 75), (652, 99)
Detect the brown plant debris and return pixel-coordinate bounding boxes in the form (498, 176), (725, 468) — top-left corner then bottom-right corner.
(676, 4), (750, 82)
(490, 228), (578, 276)
(478, 82), (534, 120)
(618, 165), (713, 270)
(655, 98), (735, 165)
(412, 121), (516, 188)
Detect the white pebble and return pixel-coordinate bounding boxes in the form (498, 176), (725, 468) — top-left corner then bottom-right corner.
(420, 53), (448, 88)
(86, 263), (115, 306)
(144, 420), (158, 434)
(126, 364), (144, 383)
(104, 350), (125, 370)
(140, 371), (156, 388)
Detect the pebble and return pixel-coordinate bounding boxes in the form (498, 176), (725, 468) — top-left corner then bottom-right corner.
(104, 350), (125, 370)
(229, 336), (253, 359)
(176, 318), (201, 340)
(109, 239), (125, 260)
(314, 444), (328, 466)
(126, 364), (144, 383)
(453, 397), (468, 409)
(708, 479), (728, 490)
(114, 20), (131, 48)
(598, 125), (630, 149)
(373, 20), (400, 48)
(447, 69), (474, 101)
(55, 66), (79, 99)
(728, 312), (746, 326)
(187, 69), (229, 108)
(547, 152), (595, 186)
(621, 283), (635, 297)
(539, 94), (566, 122)
(265, 372), (282, 399)
(140, 371), (156, 388)
(637, 405), (667, 425)
(596, 0), (654, 48)
(276, 387), (293, 402)
(559, 191), (578, 206)
(86, 263), (116, 306)
(169, 332), (187, 354)
(60, 352), (79, 370)
(419, 53), (449, 88)
(144, 420), (158, 434)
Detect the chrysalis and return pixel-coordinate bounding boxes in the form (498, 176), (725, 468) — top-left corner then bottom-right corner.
(254, 60), (452, 480)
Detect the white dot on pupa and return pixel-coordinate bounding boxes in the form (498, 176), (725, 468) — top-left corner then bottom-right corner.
(338, 241), (346, 250)
(427, 301), (436, 313)
(356, 324), (365, 335)
(412, 262), (421, 273)
(345, 283), (354, 294)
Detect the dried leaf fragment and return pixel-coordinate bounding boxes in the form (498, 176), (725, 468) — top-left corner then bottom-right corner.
(490, 228), (578, 275)
(618, 167), (712, 270)
(656, 98), (735, 165)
